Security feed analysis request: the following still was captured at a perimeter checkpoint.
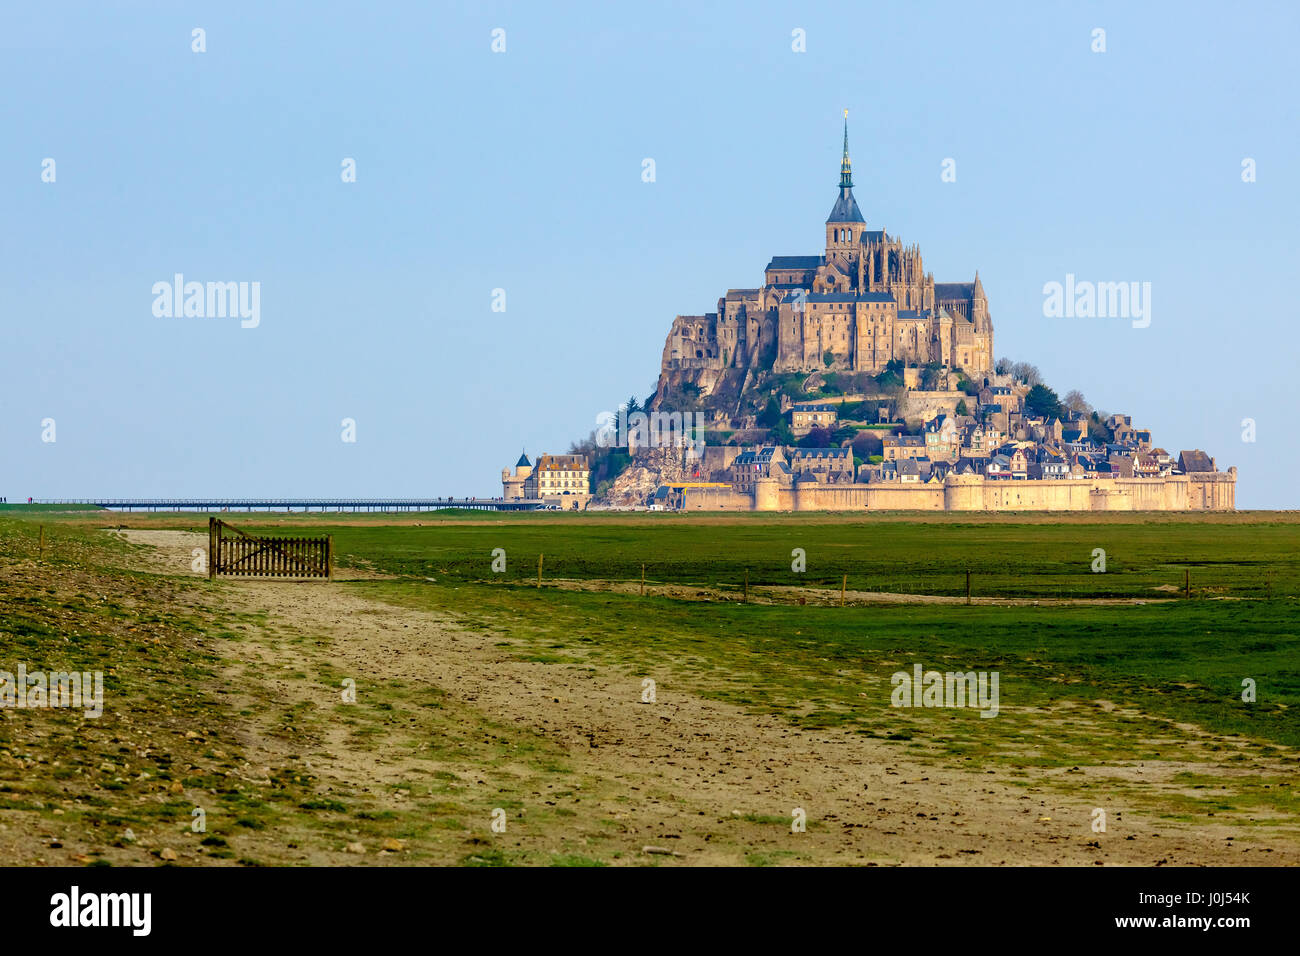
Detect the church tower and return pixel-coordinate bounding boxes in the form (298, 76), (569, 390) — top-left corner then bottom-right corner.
(825, 110), (865, 259)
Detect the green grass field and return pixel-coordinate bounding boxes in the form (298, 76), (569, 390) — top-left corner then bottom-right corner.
(273, 515), (1299, 751)
(317, 514), (1300, 598)
(3, 510), (1298, 864)
(61, 509), (1281, 755)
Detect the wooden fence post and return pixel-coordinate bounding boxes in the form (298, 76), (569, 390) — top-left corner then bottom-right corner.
(208, 518), (216, 580)
(966, 569), (971, 606)
(38, 525), (45, 562)
(841, 574), (847, 607)
(1184, 568), (1190, 599)
(537, 553), (544, 588)
(641, 563), (645, 596)
(743, 569), (748, 603)
(326, 535), (334, 580)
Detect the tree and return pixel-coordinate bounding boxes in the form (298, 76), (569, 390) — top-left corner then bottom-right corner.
(995, 356), (1012, 375)
(823, 349), (835, 367)
(851, 430), (883, 458)
(955, 399), (968, 417)
(1063, 389), (1091, 417)
(624, 395), (641, 419)
(757, 395), (781, 427)
(830, 424), (858, 445)
(876, 363), (904, 389)
(802, 426), (832, 448)
(1087, 411), (1113, 445)
(1025, 383), (1065, 420)
(1010, 361), (1042, 387)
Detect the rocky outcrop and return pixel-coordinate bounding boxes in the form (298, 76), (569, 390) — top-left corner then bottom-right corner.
(604, 447), (700, 507)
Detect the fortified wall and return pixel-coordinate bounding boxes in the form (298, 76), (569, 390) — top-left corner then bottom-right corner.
(679, 470), (1236, 512)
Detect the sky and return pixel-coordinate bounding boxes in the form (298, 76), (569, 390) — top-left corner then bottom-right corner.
(2, 1), (1297, 507)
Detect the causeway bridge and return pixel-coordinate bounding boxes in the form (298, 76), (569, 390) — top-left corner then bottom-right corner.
(32, 498), (550, 513)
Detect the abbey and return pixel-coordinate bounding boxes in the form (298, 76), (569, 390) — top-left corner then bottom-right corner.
(660, 115), (993, 382)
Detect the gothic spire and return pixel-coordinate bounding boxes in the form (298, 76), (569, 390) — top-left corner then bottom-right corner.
(826, 110), (865, 224)
(840, 109), (853, 189)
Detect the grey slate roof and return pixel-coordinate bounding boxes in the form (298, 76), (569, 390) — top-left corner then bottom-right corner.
(826, 186), (865, 223)
(934, 282), (975, 301)
(766, 256), (824, 270)
(1178, 450), (1214, 473)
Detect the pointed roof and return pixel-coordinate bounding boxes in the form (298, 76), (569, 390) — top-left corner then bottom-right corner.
(839, 109), (853, 189)
(827, 188), (865, 224)
(516, 450), (531, 468)
(973, 270), (986, 299)
(827, 110), (865, 224)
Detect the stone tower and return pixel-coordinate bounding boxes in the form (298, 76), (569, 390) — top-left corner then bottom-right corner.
(825, 110), (866, 262)
(501, 451), (533, 499)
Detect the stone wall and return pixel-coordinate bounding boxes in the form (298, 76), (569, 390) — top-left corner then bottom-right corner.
(899, 389), (969, 421)
(679, 470), (1236, 512)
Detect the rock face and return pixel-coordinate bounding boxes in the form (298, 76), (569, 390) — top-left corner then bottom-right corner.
(605, 447), (699, 507)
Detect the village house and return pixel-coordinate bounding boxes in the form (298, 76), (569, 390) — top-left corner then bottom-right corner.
(882, 435), (927, 461)
(960, 420), (998, 457)
(787, 446), (855, 482)
(923, 413), (959, 460)
(1029, 449), (1069, 479)
(524, 454), (592, 508)
(728, 446), (790, 492)
(982, 403), (1010, 435)
(790, 402), (840, 436)
(978, 384), (1017, 411)
(986, 445), (1028, 479)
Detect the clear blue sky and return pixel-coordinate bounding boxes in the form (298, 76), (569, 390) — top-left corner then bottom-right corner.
(3, 1), (1297, 507)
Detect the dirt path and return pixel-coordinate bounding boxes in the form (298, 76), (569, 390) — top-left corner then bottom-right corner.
(118, 529), (1299, 865)
(537, 577), (1174, 607)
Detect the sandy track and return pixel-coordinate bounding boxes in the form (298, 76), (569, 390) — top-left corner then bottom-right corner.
(119, 529), (1297, 865)
(538, 577), (1173, 607)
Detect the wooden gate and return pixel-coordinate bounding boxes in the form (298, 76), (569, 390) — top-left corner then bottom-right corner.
(208, 517), (332, 579)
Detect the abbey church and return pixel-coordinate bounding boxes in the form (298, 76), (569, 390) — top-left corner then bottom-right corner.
(658, 115), (993, 389)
